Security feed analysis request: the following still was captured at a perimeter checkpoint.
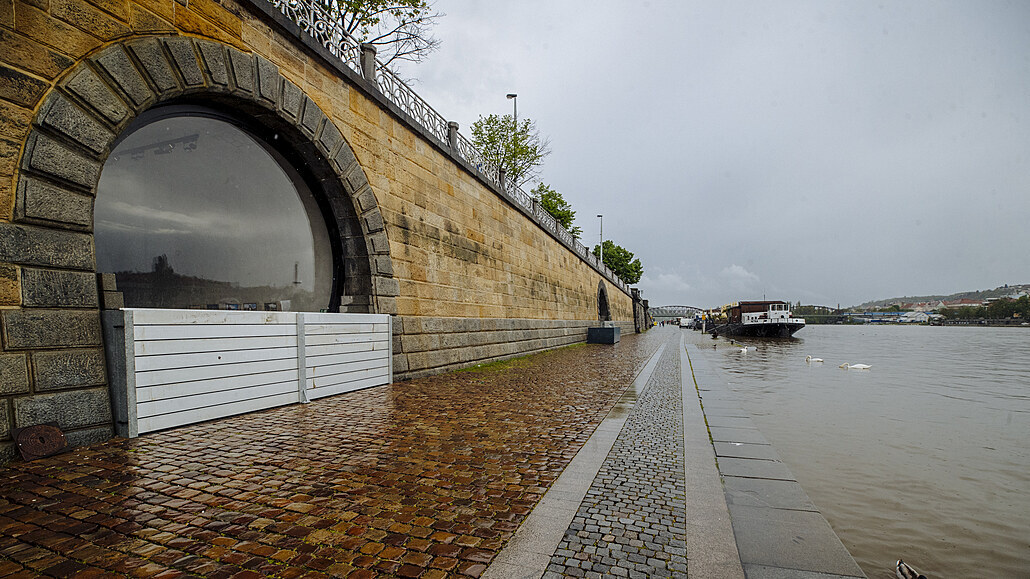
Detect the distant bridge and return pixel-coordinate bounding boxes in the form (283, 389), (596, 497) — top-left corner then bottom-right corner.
(648, 305), (704, 319)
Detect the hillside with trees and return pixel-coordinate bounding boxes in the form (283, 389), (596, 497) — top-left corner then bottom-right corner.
(853, 283), (1030, 310)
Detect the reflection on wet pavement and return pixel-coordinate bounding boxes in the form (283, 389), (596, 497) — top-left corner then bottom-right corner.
(0, 330), (663, 578)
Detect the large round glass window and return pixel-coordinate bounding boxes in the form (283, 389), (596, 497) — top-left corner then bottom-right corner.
(95, 108), (334, 312)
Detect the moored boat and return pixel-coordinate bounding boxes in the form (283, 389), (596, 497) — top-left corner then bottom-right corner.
(709, 300), (805, 338)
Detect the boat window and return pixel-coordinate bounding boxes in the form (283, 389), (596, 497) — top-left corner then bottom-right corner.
(94, 108), (334, 312)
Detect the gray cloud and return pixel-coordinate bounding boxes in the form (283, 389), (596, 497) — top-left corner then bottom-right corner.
(407, 0), (1030, 307)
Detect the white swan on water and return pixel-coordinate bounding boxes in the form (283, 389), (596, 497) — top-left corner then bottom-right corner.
(806, 356), (823, 363)
(895, 559), (927, 579)
(839, 363), (871, 370)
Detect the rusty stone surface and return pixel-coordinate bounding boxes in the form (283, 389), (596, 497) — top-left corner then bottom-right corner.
(0, 331), (662, 577)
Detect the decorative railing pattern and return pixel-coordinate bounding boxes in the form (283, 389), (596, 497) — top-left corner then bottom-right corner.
(272, 0), (362, 72)
(267, 0), (630, 294)
(375, 65), (449, 145)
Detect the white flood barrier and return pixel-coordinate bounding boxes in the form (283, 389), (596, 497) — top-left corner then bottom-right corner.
(102, 309), (392, 437)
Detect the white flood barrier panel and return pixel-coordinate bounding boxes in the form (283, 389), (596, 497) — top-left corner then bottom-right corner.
(104, 309), (392, 437)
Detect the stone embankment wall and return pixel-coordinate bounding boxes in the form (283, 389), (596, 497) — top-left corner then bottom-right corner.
(0, 0), (638, 461)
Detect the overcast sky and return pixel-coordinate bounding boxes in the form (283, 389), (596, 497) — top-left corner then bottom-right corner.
(401, 1), (1030, 308)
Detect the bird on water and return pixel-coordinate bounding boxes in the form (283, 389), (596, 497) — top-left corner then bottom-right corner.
(896, 559), (927, 579)
(806, 355), (823, 363)
(839, 362), (872, 370)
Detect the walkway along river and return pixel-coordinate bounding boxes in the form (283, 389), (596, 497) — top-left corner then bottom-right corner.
(691, 324), (1030, 577)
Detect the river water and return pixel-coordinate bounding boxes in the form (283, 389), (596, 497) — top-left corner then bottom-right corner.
(691, 324), (1029, 578)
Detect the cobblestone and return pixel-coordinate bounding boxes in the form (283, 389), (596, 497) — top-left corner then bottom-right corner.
(0, 331), (663, 577)
(546, 331), (688, 578)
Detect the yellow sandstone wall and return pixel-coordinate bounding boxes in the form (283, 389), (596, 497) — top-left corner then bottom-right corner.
(0, 0), (642, 460)
(0, 0), (633, 322)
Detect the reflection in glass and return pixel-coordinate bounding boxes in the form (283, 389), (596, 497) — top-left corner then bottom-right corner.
(95, 111), (333, 311)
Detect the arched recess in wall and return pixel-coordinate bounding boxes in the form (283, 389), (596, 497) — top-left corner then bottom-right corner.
(597, 281), (611, 322)
(14, 35), (397, 314)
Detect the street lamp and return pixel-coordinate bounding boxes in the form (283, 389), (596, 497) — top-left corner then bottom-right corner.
(506, 93), (517, 126)
(597, 214), (603, 264)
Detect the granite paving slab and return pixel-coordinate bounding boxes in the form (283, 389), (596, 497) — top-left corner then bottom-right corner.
(715, 457), (796, 482)
(698, 406), (751, 418)
(723, 477), (818, 511)
(713, 441), (780, 461)
(708, 427), (771, 445)
(703, 415), (758, 429)
(743, 563), (866, 579)
(728, 505), (865, 577)
(679, 336), (746, 579)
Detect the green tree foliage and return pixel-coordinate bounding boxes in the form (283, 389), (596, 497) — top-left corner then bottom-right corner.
(938, 297), (1030, 320)
(792, 305), (840, 324)
(530, 183), (582, 238)
(324, 0), (442, 66)
(939, 305), (986, 319)
(470, 114), (550, 188)
(592, 240), (643, 285)
(986, 296), (1030, 318)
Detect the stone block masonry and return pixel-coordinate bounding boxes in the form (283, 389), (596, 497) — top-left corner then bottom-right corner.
(394, 317), (637, 379)
(0, 0), (641, 461)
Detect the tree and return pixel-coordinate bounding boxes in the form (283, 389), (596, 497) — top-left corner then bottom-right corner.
(530, 183), (582, 238)
(327, 0), (443, 66)
(986, 296), (1030, 319)
(469, 114), (550, 188)
(592, 240), (643, 285)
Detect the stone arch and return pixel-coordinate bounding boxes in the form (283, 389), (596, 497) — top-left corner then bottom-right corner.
(597, 280), (611, 322)
(13, 34), (396, 314)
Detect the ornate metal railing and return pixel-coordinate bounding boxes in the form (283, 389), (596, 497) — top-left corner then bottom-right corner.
(267, 0), (630, 293)
(375, 65), (449, 145)
(271, 0), (362, 72)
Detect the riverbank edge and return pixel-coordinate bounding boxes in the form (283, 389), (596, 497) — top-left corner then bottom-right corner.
(684, 338), (867, 578)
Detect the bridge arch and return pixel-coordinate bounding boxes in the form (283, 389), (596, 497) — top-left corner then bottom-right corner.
(15, 35), (395, 313)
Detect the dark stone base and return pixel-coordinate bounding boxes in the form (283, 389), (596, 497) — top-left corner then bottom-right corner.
(587, 326), (621, 344)
(393, 317), (636, 379)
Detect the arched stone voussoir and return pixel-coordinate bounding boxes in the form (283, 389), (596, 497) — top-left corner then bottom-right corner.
(15, 34), (398, 314)
(60, 65), (131, 129)
(125, 37), (186, 99)
(298, 95), (328, 139)
(89, 43), (157, 112)
(35, 91), (116, 157)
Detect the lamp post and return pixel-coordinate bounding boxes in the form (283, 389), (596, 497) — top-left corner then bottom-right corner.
(506, 93), (517, 126)
(597, 214), (603, 264)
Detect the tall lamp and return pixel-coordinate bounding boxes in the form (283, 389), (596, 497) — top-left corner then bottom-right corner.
(506, 93), (517, 126)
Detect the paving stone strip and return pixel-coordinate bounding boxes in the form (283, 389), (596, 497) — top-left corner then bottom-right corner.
(0, 330), (665, 578)
(542, 331), (689, 579)
(482, 343), (667, 579)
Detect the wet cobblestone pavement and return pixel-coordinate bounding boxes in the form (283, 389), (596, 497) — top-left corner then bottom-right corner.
(544, 331), (687, 578)
(0, 331), (665, 579)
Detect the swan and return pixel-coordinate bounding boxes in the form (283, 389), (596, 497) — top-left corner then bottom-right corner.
(839, 363), (871, 370)
(806, 356), (823, 363)
(895, 559), (927, 579)
(739, 347), (748, 354)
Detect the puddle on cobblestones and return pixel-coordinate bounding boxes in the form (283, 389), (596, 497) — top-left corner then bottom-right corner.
(606, 392), (638, 420)
(0, 329), (672, 578)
